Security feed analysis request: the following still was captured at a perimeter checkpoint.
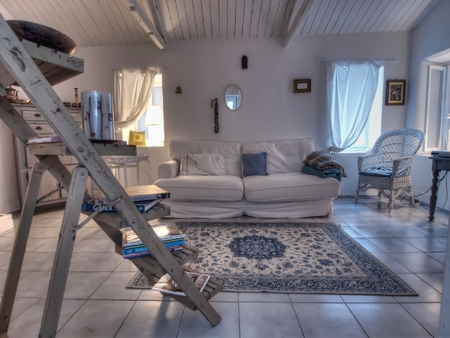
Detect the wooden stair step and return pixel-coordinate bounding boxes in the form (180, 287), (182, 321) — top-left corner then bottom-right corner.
(133, 265), (223, 310)
(115, 243), (199, 276)
(88, 204), (170, 229)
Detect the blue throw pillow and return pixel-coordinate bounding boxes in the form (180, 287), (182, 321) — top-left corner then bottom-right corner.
(242, 152), (268, 177)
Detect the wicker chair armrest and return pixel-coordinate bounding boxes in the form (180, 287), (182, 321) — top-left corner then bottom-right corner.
(357, 153), (382, 171)
(392, 156), (413, 177)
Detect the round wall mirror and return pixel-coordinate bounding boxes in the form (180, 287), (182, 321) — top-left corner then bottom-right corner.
(224, 85), (242, 110)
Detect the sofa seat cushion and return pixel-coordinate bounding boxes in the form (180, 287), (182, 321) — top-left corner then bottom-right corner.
(243, 172), (340, 203)
(155, 175), (244, 202)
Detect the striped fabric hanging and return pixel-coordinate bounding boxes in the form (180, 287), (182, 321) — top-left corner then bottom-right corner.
(214, 98), (219, 133)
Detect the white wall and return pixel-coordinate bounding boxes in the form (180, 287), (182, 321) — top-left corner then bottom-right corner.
(51, 32), (409, 191)
(406, 0), (450, 210)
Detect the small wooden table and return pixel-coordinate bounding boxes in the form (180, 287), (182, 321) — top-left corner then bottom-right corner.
(28, 142), (137, 157)
(428, 154), (450, 221)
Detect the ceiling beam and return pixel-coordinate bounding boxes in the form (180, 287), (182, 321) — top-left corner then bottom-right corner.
(282, 0), (316, 48)
(122, 0), (166, 50)
(142, 0), (168, 42)
(279, 0), (297, 39)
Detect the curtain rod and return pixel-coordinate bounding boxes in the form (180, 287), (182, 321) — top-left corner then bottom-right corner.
(112, 66), (168, 71)
(322, 59), (396, 63)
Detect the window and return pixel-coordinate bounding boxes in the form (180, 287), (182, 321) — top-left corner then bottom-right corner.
(424, 65), (450, 151)
(328, 61), (383, 153)
(343, 67), (384, 153)
(137, 74), (164, 147)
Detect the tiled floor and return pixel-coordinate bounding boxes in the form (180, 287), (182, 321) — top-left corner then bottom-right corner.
(0, 197), (448, 338)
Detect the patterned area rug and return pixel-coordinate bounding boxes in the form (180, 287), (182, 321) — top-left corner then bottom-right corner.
(127, 222), (417, 295)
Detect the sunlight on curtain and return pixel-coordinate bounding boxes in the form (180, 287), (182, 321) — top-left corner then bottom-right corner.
(327, 61), (381, 152)
(113, 67), (158, 132)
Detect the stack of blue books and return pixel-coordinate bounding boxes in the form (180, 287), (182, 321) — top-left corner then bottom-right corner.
(121, 225), (185, 259)
(82, 185), (170, 214)
(81, 199), (163, 213)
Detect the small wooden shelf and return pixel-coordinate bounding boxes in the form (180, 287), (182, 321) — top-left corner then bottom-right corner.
(114, 242), (223, 306)
(89, 204), (170, 229)
(28, 142), (138, 157)
(139, 267), (223, 309)
(4, 39), (84, 87)
(115, 243), (199, 276)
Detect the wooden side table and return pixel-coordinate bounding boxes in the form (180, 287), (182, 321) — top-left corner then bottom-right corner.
(428, 155), (450, 221)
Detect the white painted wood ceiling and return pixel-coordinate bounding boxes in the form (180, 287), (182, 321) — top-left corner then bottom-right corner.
(0, 0), (438, 49)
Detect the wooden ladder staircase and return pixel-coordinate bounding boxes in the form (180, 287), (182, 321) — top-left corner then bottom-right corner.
(93, 209), (223, 310)
(0, 15), (221, 338)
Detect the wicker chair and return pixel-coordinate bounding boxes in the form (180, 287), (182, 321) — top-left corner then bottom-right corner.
(355, 128), (424, 210)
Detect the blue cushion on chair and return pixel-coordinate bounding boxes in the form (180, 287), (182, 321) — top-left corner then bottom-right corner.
(242, 152), (268, 177)
(359, 165), (393, 177)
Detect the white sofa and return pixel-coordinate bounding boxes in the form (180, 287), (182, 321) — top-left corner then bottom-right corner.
(154, 139), (341, 218)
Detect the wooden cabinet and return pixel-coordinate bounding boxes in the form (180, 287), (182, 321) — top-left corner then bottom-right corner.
(13, 104), (82, 207)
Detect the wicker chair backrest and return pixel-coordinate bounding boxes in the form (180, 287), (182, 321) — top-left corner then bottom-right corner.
(371, 128), (423, 165)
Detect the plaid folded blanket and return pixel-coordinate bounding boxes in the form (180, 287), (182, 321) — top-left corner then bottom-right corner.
(301, 165), (343, 182)
(303, 151), (347, 177)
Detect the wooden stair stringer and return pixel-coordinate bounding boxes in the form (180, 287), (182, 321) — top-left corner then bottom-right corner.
(0, 15), (221, 330)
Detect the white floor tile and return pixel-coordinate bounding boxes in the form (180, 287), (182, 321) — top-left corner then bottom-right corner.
(64, 271), (110, 299)
(73, 252), (123, 272)
(347, 303), (432, 337)
(7, 298), (84, 338)
(16, 270), (52, 298)
(239, 302), (303, 338)
(2, 201), (448, 337)
(57, 300), (134, 337)
(394, 273), (442, 303)
(90, 271), (142, 300)
(116, 300), (184, 338)
(416, 273), (444, 293)
(388, 252), (444, 274)
(178, 302), (239, 338)
(402, 303), (441, 337)
(294, 303), (366, 337)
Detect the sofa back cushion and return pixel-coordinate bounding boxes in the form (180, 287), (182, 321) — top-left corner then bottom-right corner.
(242, 139), (315, 174)
(179, 154), (227, 176)
(169, 139), (242, 176)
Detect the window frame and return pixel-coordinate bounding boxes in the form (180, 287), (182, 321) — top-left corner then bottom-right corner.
(136, 74), (164, 147)
(424, 65), (447, 151)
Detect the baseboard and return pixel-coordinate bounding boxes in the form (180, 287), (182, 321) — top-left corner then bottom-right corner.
(337, 194), (450, 214)
(419, 201), (450, 215)
(337, 195), (376, 200)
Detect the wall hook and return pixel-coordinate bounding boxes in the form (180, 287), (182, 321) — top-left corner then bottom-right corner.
(175, 87), (182, 94)
(242, 55), (248, 69)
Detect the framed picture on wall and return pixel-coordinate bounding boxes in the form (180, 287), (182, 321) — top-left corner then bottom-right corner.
(293, 79), (311, 93)
(385, 80), (406, 105)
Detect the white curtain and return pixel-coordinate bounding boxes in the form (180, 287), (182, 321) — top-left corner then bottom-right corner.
(113, 67), (158, 129)
(327, 61), (381, 152)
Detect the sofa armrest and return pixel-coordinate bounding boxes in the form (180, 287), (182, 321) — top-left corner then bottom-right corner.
(158, 160), (180, 179)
